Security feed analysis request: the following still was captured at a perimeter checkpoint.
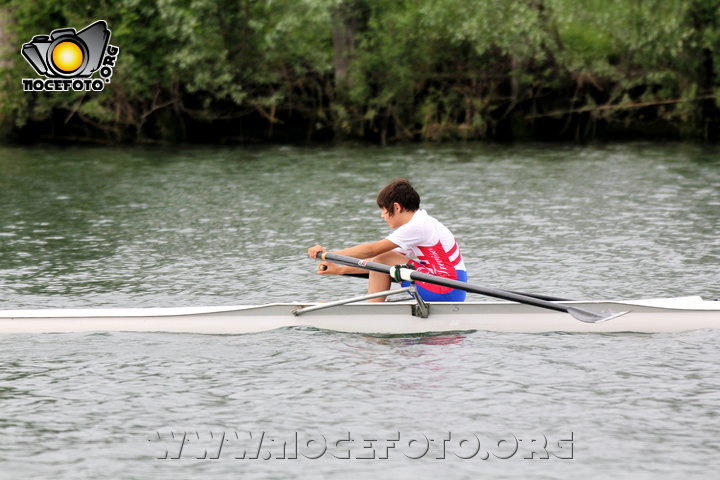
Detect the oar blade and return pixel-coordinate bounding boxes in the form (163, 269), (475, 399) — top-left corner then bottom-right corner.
(566, 307), (630, 323)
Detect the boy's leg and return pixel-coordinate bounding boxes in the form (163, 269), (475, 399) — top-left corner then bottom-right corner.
(367, 250), (410, 302)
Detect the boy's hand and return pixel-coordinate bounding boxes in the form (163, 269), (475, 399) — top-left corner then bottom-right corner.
(307, 245), (325, 259)
(317, 262), (342, 275)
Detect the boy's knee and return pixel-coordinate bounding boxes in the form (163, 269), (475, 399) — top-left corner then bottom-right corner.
(370, 252), (387, 262)
(371, 251), (396, 262)
(370, 251), (407, 266)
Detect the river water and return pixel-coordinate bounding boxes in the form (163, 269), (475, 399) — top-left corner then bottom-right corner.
(0, 143), (718, 478)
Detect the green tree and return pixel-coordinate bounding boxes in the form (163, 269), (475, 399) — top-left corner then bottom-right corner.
(0, 0), (718, 143)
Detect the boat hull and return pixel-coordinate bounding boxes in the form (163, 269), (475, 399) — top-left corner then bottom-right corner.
(0, 297), (718, 334)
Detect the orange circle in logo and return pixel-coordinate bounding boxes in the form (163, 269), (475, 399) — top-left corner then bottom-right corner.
(52, 41), (83, 73)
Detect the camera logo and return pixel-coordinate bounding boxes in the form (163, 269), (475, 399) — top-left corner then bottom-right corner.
(21, 20), (120, 92)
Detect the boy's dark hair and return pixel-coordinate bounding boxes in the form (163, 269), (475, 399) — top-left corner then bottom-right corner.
(376, 178), (420, 215)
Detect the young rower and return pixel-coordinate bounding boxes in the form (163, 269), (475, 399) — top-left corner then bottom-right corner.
(307, 178), (467, 302)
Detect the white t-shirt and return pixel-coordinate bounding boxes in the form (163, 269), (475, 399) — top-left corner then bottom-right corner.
(386, 209), (466, 280)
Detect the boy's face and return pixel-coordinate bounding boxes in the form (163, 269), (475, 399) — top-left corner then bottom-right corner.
(380, 202), (403, 228)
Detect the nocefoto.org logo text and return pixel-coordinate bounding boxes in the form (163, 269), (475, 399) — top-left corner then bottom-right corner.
(20, 20), (119, 92)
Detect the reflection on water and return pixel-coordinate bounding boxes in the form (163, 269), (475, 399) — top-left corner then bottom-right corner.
(364, 333), (468, 346)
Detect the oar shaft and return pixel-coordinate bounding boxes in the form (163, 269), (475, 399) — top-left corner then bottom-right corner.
(316, 251), (623, 323)
(322, 252), (569, 313)
(322, 266), (569, 301)
(408, 270), (570, 313)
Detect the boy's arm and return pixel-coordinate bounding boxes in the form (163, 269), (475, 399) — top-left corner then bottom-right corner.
(333, 239), (398, 259)
(309, 240), (400, 275)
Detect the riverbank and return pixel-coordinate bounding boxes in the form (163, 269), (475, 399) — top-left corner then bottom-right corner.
(1, 1), (719, 145)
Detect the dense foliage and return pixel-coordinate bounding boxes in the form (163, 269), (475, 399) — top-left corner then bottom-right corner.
(1, 0), (718, 143)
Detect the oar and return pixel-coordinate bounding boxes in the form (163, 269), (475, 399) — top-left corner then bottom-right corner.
(320, 265), (571, 302)
(316, 252), (628, 323)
